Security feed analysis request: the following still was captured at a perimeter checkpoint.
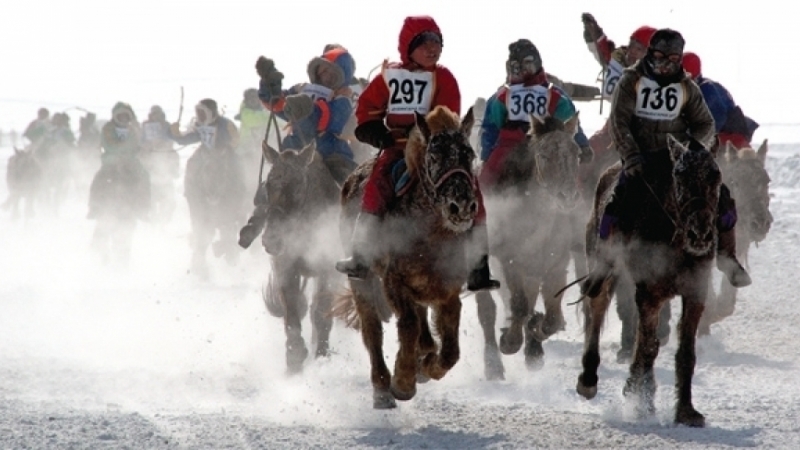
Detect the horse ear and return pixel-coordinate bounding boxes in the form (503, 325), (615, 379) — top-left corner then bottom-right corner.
(262, 139), (280, 165)
(756, 138), (768, 163)
(460, 106), (475, 138)
(299, 140), (316, 166)
(415, 111), (431, 141)
(724, 140), (737, 161)
(565, 111), (580, 136)
(666, 134), (685, 160)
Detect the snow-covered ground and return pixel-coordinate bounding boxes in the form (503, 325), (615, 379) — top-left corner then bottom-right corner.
(1, 122), (798, 449)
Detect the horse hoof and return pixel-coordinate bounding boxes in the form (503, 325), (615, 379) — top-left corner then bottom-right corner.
(675, 406), (705, 428)
(484, 349), (505, 381)
(499, 326), (524, 355)
(416, 372), (431, 384)
(390, 381), (416, 401)
(576, 381), (598, 400)
(616, 348), (633, 364)
(373, 389), (397, 409)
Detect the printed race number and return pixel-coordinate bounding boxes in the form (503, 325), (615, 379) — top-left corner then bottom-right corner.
(634, 78), (684, 121)
(383, 68), (434, 114)
(506, 84), (550, 122)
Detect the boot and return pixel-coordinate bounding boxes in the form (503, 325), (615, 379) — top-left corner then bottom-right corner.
(335, 212), (379, 280)
(717, 227), (751, 287)
(581, 201), (619, 298)
(466, 224), (501, 291)
(238, 212), (267, 249)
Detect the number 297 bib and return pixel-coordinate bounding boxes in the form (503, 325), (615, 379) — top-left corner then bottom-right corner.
(383, 68), (434, 115)
(634, 77), (685, 121)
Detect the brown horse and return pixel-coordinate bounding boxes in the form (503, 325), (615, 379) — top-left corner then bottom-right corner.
(259, 139), (344, 374)
(699, 139), (772, 334)
(577, 135), (722, 427)
(474, 115), (582, 379)
(3, 146), (42, 222)
(332, 106), (478, 409)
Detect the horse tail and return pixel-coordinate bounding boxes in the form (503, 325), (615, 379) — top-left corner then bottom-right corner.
(262, 272), (285, 318)
(331, 287), (360, 330)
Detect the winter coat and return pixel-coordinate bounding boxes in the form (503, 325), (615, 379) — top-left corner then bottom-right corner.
(609, 59), (715, 163)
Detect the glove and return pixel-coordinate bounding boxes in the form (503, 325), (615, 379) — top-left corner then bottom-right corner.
(623, 153), (644, 177)
(354, 120), (394, 149)
(283, 94), (314, 122)
(581, 13), (604, 44)
(578, 145), (594, 165)
(256, 56), (284, 96)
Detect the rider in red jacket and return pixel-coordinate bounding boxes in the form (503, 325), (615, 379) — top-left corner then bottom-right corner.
(335, 15), (500, 292)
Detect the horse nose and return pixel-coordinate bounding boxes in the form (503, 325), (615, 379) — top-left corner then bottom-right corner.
(449, 201), (461, 216)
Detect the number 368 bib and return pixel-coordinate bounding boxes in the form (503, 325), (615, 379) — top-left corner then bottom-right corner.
(383, 68), (434, 115)
(505, 84), (550, 122)
(634, 77), (686, 121)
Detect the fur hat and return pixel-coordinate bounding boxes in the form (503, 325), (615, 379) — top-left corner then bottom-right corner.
(630, 25), (657, 47)
(306, 47), (355, 90)
(408, 31), (442, 56)
(195, 99), (218, 125)
(111, 102), (136, 125)
(649, 28), (685, 55)
(508, 39), (542, 68)
(682, 52), (701, 79)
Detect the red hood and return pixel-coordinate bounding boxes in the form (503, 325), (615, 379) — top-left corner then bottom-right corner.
(398, 16), (442, 65)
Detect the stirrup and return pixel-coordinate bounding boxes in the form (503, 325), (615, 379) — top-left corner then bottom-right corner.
(335, 256), (370, 280)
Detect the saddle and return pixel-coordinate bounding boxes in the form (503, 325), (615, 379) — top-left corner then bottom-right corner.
(391, 158), (414, 197)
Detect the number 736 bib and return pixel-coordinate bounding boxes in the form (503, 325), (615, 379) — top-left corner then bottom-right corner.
(383, 68), (434, 115)
(634, 77), (686, 121)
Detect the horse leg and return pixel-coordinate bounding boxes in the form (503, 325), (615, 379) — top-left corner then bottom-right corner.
(657, 301), (672, 346)
(475, 290), (504, 380)
(310, 275), (334, 359)
(351, 277), (395, 409)
(188, 203), (212, 278)
(420, 295), (462, 381)
(623, 289), (667, 418)
(577, 278), (614, 399)
(697, 282), (718, 336)
(499, 263), (528, 355)
(539, 262), (570, 338)
(674, 273), (709, 427)
(615, 275), (637, 364)
(415, 304), (435, 384)
(384, 277), (420, 401)
(276, 262), (309, 374)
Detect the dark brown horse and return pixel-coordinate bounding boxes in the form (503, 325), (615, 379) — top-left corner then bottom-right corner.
(332, 106), (478, 409)
(699, 139), (772, 334)
(259, 139), (343, 374)
(577, 135), (722, 427)
(475, 114), (582, 379)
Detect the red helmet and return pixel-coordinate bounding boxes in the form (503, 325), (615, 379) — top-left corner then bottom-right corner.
(630, 25), (657, 47)
(682, 52), (702, 79)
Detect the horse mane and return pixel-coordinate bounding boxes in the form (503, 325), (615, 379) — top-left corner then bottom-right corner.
(530, 116), (565, 137)
(405, 106), (462, 176)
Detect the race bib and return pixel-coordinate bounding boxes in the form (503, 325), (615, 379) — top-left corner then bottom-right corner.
(143, 122), (164, 142)
(634, 78), (685, 121)
(505, 84), (550, 122)
(300, 83), (333, 102)
(603, 59), (625, 98)
(383, 68), (434, 115)
(114, 126), (129, 141)
(196, 125), (216, 148)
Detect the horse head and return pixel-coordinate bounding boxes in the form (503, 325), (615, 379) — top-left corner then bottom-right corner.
(668, 135), (722, 257)
(723, 140), (772, 243)
(261, 140), (317, 255)
(408, 105), (478, 233)
(528, 112), (582, 211)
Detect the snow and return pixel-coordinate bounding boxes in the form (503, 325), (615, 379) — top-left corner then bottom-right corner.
(1, 120), (799, 449)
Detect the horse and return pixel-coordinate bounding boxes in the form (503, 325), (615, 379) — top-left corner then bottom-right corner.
(88, 153), (151, 267)
(3, 146), (42, 223)
(577, 135), (722, 427)
(474, 114), (582, 380)
(699, 139), (772, 334)
(258, 139), (344, 374)
(184, 146), (247, 277)
(331, 105), (478, 409)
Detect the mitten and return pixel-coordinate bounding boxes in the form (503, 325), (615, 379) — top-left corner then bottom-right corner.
(581, 13), (604, 44)
(354, 120), (394, 149)
(283, 94), (314, 122)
